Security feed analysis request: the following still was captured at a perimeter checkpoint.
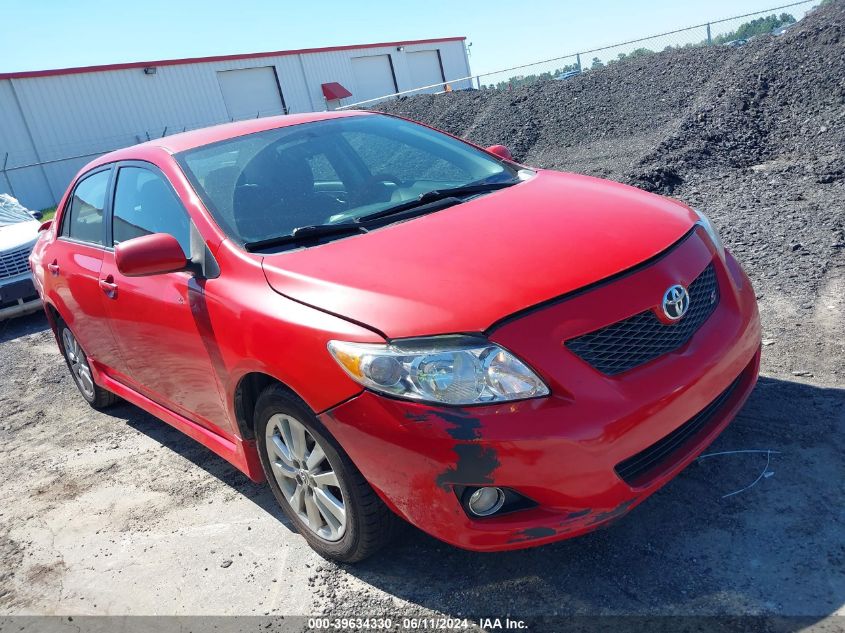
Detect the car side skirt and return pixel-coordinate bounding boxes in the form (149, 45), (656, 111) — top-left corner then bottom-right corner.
(92, 365), (266, 483)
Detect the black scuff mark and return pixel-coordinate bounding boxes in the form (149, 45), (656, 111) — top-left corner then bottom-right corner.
(331, 404), (498, 491)
(435, 444), (500, 490)
(430, 409), (483, 441)
(507, 499), (638, 545)
(520, 526), (556, 538)
(506, 509), (594, 544)
(587, 498), (638, 527)
(563, 508), (592, 521)
(508, 525), (571, 544)
(412, 408), (500, 490)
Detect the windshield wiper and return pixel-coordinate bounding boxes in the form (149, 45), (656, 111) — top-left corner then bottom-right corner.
(244, 223), (365, 252)
(354, 179), (519, 224)
(243, 179), (520, 252)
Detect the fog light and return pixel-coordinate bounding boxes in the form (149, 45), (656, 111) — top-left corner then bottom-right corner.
(467, 487), (505, 516)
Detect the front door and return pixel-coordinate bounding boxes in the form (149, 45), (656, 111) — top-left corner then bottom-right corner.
(98, 163), (231, 435)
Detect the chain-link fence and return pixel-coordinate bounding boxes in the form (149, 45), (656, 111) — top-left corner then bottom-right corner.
(340, 0), (818, 103)
(0, 0), (821, 209)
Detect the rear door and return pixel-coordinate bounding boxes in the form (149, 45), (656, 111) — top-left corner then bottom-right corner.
(98, 162), (231, 434)
(48, 166), (123, 368)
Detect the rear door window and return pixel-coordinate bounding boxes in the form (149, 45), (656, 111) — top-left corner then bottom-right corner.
(62, 169), (110, 245)
(112, 166), (192, 257)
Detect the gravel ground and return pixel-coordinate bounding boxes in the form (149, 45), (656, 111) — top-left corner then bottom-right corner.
(1, 2), (844, 629)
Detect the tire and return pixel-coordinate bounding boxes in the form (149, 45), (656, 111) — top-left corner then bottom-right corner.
(254, 384), (399, 562)
(57, 319), (118, 410)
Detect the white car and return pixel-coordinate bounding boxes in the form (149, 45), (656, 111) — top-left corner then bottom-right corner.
(0, 194), (43, 319)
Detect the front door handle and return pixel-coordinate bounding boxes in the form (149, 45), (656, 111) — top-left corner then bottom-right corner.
(99, 275), (118, 299)
(47, 260), (60, 276)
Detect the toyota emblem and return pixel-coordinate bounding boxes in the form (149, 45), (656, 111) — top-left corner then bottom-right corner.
(662, 284), (690, 320)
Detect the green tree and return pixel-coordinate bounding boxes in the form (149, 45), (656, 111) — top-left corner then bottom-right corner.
(552, 62), (579, 77)
(628, 47), (655, 58)
(712, 12), (796, 44)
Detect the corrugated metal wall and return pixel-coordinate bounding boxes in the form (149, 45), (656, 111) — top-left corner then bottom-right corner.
(0, 39), (471, 210)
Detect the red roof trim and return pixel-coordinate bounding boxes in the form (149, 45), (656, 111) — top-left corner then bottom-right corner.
(0, 37), (467, 80)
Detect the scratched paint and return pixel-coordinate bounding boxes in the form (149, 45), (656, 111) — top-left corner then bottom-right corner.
(430, 409), (484, 441)
(586, 498), (638, 526)
(563, 508), (592, 521)
(505, 500), (640, 544)
(406, 408), (503, 490)
(435, 443), (501, 490)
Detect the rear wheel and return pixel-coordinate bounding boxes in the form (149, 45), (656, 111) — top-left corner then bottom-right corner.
(255, 384), (398, 562)
(58, 321), (117, 410)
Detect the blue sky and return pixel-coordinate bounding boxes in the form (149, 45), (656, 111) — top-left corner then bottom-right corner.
(1, 0), (816, 76)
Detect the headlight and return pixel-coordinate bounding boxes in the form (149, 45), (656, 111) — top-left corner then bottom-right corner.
(328, 336), (549, 405)
(694, 210), (725, 259)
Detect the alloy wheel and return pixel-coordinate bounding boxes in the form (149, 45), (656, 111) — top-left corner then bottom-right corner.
(265, 413), (347, 541)
(62, 328), (95, 399)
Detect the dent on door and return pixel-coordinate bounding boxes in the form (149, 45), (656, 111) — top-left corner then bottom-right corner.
(98, 251), (233, 437)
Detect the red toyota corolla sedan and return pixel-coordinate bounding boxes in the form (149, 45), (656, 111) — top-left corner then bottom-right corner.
(29, 111), (760, 562)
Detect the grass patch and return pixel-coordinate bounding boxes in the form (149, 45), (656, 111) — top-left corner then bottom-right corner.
(39, 206), (56, 221)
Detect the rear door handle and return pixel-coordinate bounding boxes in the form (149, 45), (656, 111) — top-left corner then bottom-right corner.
(99, 275), (118, 299)
(47, 260), (60, 275)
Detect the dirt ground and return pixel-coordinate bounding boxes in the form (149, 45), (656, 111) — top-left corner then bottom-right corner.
(2, 193), (844, 626)
(1, 276), (843, 623)
(1, 2), (844, 627)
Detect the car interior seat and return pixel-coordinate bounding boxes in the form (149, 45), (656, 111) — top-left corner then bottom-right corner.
(233, 150), (342, 242)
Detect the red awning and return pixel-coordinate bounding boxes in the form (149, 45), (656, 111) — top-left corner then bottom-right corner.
(321, 82), (352, 100)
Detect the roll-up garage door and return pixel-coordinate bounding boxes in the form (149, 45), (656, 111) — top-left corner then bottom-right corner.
(216, 67), (286, 121)
(407, 50), (445, 93)
(350, 55), (398, 104)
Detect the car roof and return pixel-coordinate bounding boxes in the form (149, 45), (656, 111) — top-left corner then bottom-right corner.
(90, 110), (375, 166)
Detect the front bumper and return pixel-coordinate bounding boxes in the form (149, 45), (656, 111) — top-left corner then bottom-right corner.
(321, 229), (761, 551)
(0, 274), (40, 320)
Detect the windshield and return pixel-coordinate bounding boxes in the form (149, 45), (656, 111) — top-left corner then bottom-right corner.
(0, 195), (37, 227)
(176, 115), (517, 246)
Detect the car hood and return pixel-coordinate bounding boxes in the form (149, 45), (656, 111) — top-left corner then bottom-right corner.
(261, 170), (698, 338)
(0, 219), (39, 251)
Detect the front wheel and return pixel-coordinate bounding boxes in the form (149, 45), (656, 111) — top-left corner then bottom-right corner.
(255, 384), (399, 562)
(58, 320), (117, 410)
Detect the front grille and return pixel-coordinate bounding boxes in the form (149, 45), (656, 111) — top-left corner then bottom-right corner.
(615, 374), (741, 487)
(566, 262), (719, 375)
(0, 244), (33, 280)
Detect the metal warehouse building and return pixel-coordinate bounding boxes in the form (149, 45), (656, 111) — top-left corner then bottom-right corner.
(0, 37), (471, 210)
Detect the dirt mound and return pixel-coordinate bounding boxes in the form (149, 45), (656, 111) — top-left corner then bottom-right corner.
(375, 2), (844, 194)
(374, 45), (744, 184)
(632, 2), (845, 192)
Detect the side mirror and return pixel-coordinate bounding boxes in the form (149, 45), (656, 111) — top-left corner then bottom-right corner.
(38, 220), (53, 233)
(32, 210), (43, 220)
(486, 144), (513, 161)
(115, 233), (188, 277)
